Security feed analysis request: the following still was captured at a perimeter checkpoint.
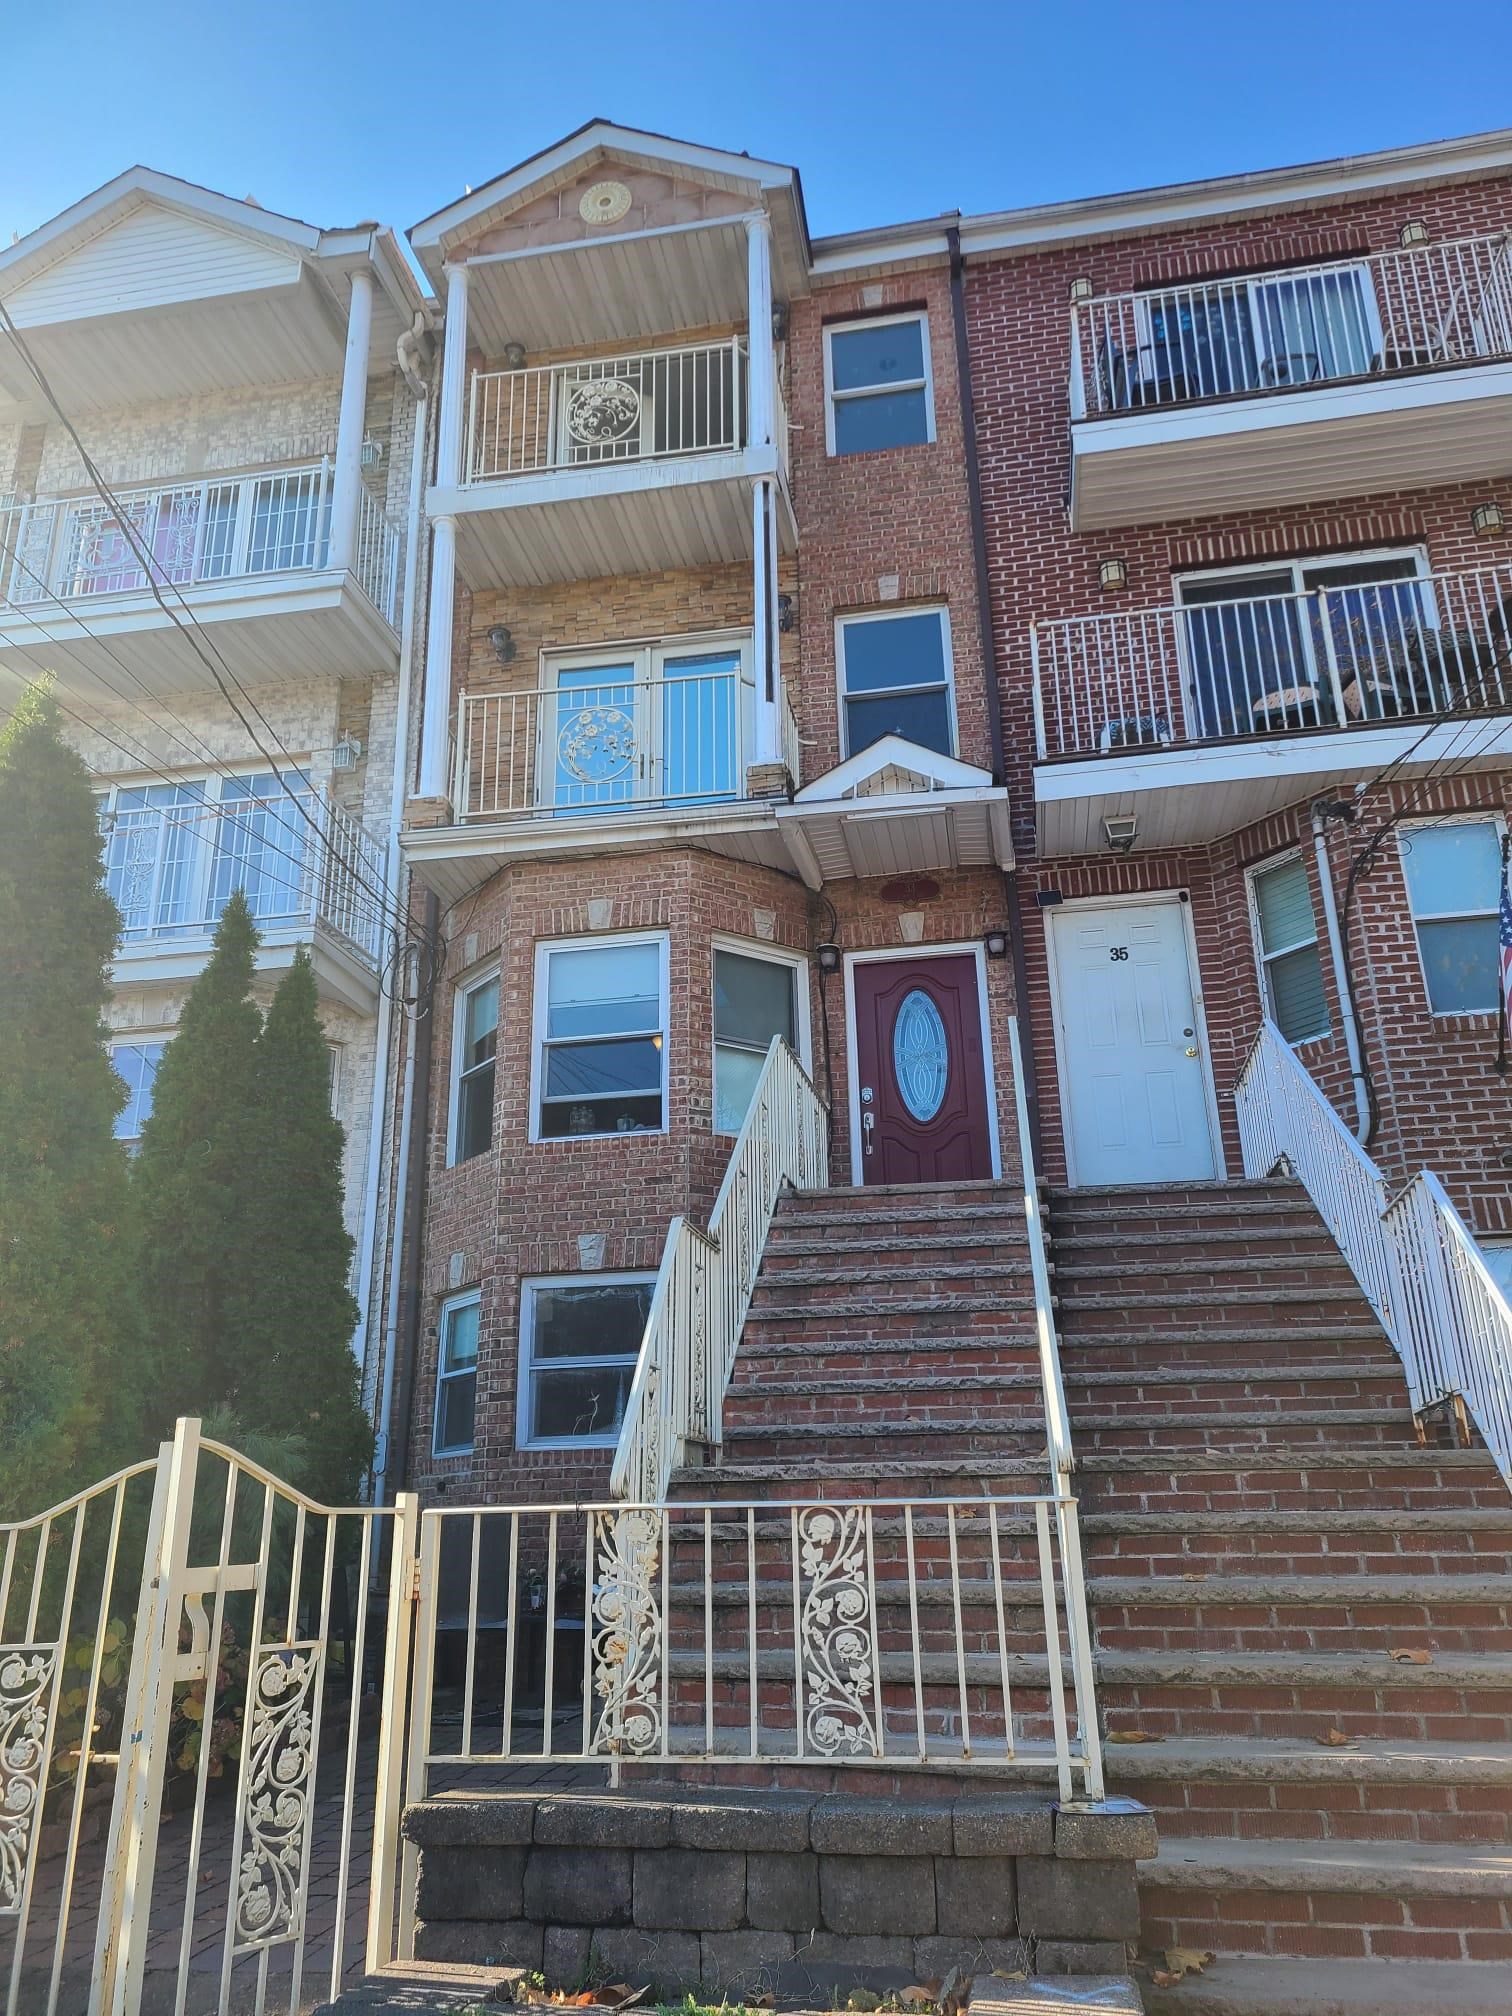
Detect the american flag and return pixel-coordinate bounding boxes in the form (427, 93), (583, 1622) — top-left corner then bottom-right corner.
(1501, 838), (1512, 1051)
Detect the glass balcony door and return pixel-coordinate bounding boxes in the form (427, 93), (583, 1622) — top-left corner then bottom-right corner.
(542, 642), (747, 813)
(1129, 264), (1380, 406)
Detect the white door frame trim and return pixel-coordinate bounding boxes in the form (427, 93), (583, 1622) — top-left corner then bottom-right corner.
(1042, 887), (1227, 1188)
(841, 941), (1003, 1186)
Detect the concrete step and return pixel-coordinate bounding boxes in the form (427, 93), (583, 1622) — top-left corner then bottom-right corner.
(762, 1232), (1029, 1264)
(749, 1259), (1034, 1297)
(1079, 1507), (1512, 1577)
(1052, 1222), (1338, 1253)
(1139, 1955), (1512, 2016)
(1139, 1836), (1512, 1961)
(1091, 1570), (1512, 1656)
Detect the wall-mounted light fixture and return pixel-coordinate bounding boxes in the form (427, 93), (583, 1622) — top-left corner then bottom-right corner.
(1399, 220), (1430, 250)
(983, 928), (1009, 960)
(503, 340), (527, 370)
(815, 942), (842, 975)
(772, 302), (790, 343)
(330, 733), (364, 773)
(1472, 501), (1505, 538)
(1098, 558), (1128, 592)
(777, 592), (796, 633)
(1102, 813), (1139, 854)
(1069, 277), (1095, 303)
(487, 625), (516, 665)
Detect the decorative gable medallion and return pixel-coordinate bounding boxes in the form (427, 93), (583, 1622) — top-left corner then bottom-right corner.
(579, 181), (632, 226)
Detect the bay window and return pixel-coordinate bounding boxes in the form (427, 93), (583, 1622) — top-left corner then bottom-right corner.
(451, 969), (499, 1162)
(713, 945), (803, 1134)
(534, 935), (668, 1139)
(433, 1293), (480, 1457)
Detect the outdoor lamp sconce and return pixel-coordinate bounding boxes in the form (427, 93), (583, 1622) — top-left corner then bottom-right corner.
(816, 942), (842, 975)
(983, 928), (1009, 960)
(1472, 501), (1505, 538)
(1069, 277), (1094, 303)
(772, 302), (790, 343)
(1399, 220), (1430, 250)
(503, 341), (527, 370)
(778, 592), (796, 633)
(487, 625), (516, 665)
(1099, 558), (1128, 592)
(1103, 813), (1139, 854)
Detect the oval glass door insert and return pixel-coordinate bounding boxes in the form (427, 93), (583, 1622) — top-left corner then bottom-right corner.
(893, 988), (949, 1122)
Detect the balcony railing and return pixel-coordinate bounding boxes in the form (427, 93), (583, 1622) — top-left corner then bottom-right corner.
(1032, 562), (1512, 760)
(466, 338), (749, 484)
(100, 783), (388, 964)
(454, 665), (755, 819)
(1071, 233), (1512, 418)
(0, 463), (402, 624)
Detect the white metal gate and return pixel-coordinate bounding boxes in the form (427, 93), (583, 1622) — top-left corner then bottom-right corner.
(0, 1420), (419, 2016)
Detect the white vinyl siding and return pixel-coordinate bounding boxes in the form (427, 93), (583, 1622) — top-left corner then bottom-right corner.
(7, 206), (302, 328)
(1249, 855), (1329, 1044)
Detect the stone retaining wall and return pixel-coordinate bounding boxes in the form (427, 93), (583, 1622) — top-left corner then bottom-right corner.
(401, 1789), (1155, 1995)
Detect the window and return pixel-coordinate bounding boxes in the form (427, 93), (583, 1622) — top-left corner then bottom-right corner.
(1400, 820), (1504, 1013)
(837, 608), (955, 759)
(518, 1275), (653, 1447)
(713, 946), (803, 1134)
(433, 1294), (480, 1456)
(451, 970), (499, 1162)
(825, 315), (934, 456)
(110, 1040), (165, 1147)
(1249, 855), (1329, 1044)
(535, 936), (667, 1139)
(545, 634), (748, 812)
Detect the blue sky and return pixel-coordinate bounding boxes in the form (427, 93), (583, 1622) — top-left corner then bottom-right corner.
(5, 0), (1512, 253)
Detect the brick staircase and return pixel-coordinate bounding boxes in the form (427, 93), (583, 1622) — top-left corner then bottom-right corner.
(667, 1174), (1512, 2016)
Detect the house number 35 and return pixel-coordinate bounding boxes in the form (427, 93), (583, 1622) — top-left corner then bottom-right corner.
(1109, 946), (1130, 961)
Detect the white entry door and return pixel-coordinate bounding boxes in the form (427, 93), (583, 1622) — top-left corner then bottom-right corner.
(1048, 897), (1219, 1185)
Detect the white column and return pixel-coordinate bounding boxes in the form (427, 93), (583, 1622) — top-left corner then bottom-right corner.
(329, 268), (375, 572)
(417, 515), (457, 801)
(436, 264), (471, 489)
(745, 214), (774, 449)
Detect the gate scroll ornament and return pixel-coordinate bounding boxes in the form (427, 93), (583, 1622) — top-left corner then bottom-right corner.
(0, 1647), (55, 1916)
(797, 1507), (881, 1757)
(233, 1644), (321, 1949)
(590, 1510), (663, 1756)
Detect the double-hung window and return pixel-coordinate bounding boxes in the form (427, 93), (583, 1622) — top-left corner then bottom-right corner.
(1400, 820), (1504, 1013)
(837, 608), (955, 759)
(535, 936), (667, 1139)
(1248, 855), (1329, 1044)
(825, 315), (934, 455)
(713, 945), (804, 1134)
(110, 1039), (166, 1148)
(433, 1293), (480, 1456)
(451, 970), (499, 1161)
(517, 1274), (653, 1447)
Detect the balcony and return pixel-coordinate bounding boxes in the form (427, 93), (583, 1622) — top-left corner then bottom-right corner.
(432, 337), (793, 588)
(100, 779), (389, 1011)
(0, 464), (402, 702)
(1030, 560), (1512, 851)
(1068, 234), (1512, 527)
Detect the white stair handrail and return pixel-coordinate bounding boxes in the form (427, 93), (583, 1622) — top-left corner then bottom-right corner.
(1236, 1017), (1512, 1484)
(610, 1036), (828, 1503)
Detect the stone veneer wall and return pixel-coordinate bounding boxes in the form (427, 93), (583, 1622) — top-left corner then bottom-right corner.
(403, 1788), (1155, 1993)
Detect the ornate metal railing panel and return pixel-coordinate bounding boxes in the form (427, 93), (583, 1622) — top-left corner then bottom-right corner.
(1236, 1018), (1512, 1485)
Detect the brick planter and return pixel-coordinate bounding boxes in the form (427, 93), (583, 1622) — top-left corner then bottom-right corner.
(401, 1789), (1155, 1994)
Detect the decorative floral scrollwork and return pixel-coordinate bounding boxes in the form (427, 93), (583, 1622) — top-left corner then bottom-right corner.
(688, 1244), (709, 1441)
(590, 1509), (663, 1757)
(557, 706), (639, 786)
(233, 1644), (320, 1950)
(564, 377), (642, 447)
(796, 1508), (880, 1758)
(0, 1647), (55, 1918)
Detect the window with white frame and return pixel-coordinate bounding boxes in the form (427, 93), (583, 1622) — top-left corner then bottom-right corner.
(713, 945), (803, 1134)
(451, 970), (499, 1162)
(1249, 855), (1329, 1044)
(544, 634), (751, 813)
(1400, 819), (1504, 1013)
(838, 607), (955, 759)
(433, 1293), (480, 1456)
(518, 1274), (653, 1447)
(824, 315), (934, 456)
(110, 1040), (166, 1148)
(535, 936), (667, 1139)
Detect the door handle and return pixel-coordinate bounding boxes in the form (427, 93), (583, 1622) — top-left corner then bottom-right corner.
(1184, 1046), (1199, 1058)
(861, 1111), (875, 1155)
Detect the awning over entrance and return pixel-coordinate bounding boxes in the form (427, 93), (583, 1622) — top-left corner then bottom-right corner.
(774, 735), (1014, 887)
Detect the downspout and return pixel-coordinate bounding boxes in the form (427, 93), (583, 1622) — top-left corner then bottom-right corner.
(382, 892), (439, 1504)
(353, 332), (429, 1428)
(947, 223), (1042, 1161)
(1310, 800), (1372, 1144)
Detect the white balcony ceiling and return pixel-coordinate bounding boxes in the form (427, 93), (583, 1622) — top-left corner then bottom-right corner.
(464, 219), (753, 356)
(1034, 714), (1512, 856)
(774, 738), (1015, 885)
(1069, 361), (1512, 531)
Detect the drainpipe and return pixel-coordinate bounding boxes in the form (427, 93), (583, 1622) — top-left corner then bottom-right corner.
(1310, 800), (1372, 1144)
(357, 359), (429, 1492)
(379, 893), (439, 1505)
(947, 224), (1042, 1161)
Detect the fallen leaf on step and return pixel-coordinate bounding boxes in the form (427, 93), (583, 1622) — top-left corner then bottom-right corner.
(990, 1970), (1029, 1983)
(898, 1989), (934, 2007)
(1149, 1971), (1182, 1990)
(1162, 1948), (1214, 1980)
(1315, 1727), (1355, 1747)
(1389, 1647), (1433, 1665)
(1107, 1728), (1164, 1743)
(1179, 1571), (1209, 1582)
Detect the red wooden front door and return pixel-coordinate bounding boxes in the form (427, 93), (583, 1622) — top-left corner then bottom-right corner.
(852, 954), (994, 1184)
